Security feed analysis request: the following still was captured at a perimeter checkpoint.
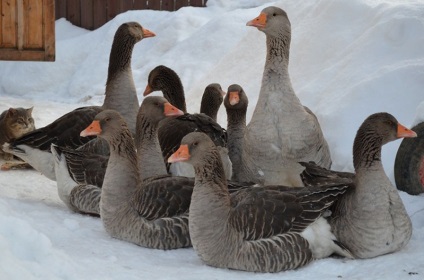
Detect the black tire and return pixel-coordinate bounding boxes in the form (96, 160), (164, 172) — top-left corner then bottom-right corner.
(394, 121), (424, 195)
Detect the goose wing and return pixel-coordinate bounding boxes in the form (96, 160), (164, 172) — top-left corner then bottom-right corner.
(228, 184), (351, 241)
(131, 176), (194, 220)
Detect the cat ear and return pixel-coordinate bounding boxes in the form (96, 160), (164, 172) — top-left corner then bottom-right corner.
(27, 107), (34, 114)
(7, 108), (17, 117)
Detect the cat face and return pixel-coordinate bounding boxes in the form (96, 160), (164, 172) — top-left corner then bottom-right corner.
(4, 107), (35, 139)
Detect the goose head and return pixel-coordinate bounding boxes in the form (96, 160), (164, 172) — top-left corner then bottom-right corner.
(353, 112), (417, 169)
(168, 132), (217, 166)
(246, 6), (291, 39)
(80, 110), (128, 141)
(138, 96), (184, 126)
(120, 22), (156, 43)
(200, 83), (225, 121)
(224, 84), (249, 110)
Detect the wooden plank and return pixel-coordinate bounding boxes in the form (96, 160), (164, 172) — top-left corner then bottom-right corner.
(161, 0), (174, 11)
(0, 0), (2, 46)
(107, 0), (121, 21)
(149, 0), (161, 10)
(80, 0), (94, 30)
(190, 0), (204, 7)
(55, 0), (67, 20)
(66, 0), (81, 27)
(24, 0), (43, 49)
(17, 0), (24, 50)
(1, 0), (17, 47)
(175, 0), (188, 10)
(93, 0), (107, 29)
(133, 0), (148, 10)
(0, 48), (48, 61)
(121, 0), (134, 11)
(43, 0), (55, 61)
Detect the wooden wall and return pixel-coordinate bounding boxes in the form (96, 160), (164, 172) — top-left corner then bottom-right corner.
(0, 0), (55, 61)
(55, 0), (208, 30)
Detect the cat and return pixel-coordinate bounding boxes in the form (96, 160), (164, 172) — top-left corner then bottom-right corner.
(0, 107), (35, 160)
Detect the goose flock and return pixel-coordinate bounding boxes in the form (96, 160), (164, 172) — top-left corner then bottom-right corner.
(2, 6), (417, 273)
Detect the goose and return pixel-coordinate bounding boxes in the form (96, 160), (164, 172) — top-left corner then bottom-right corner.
(50, 96), (184, 216)
(224, 84), (265, 184)
(3, 22), (155, 181)
(168, 132), (353, 272)
(79, 104), (196, 249)
(245, 6), (331, 186)
(300, 112), (415, 258)
(143, 65), (231, 179)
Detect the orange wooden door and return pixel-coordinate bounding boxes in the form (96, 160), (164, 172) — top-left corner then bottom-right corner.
(0, 0), (55, 61)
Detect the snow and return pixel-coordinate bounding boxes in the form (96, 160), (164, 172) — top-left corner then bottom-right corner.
(0, 0), (424, 278)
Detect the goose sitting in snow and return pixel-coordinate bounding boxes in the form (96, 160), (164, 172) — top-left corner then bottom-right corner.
(168, 132), (353, 272)
(245, 6), (331, 186)
(80, 104), (193, 249)
(143, 65), (232, 179)
(3, 22), (155, 181)
(300, 112), (415, 258)
(78, 98), (244, 248)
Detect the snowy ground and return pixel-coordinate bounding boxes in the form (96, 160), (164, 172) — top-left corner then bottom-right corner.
(0, 0), (424, 279)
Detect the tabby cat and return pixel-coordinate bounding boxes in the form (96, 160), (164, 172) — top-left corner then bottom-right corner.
(0, 107), (35, 160)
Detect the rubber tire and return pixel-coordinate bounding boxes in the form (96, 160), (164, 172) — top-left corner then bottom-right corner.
(394, 121), (424, 195)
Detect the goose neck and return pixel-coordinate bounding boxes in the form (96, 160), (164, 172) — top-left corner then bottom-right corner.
(135, 116), (168, 179)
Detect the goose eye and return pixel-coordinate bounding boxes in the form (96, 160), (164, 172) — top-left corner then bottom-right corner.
(105, 117), (111, 122)
(192, 142), (198, 147)
(273, 13), (276, 17)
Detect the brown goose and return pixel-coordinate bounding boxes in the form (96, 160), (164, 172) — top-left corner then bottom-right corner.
(168, 132), (353, 272)
(301, 113), (415, 258)
(4, 22), (155, 181)
(143, 65), (231, 179)
(79, 104), (197, 249)
(224, 84), (265, 184)
(245, 6), (331, 186)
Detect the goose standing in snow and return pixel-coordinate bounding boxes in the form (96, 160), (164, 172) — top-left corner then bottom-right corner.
(4, 22), (155, 180)
(300, 112), (415, 258)
(168, 132), (353, 272)
(245, 6), (331, 186)
(143, 65), (231, 179)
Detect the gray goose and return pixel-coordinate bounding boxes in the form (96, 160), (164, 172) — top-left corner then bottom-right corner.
(51, 96), (184, 216)
(168, 132), (353, 273)
(4, 22), (155, 181)
(80, 102), (196, 249)
(301, 113), (415, 258)
(143, 65), (232, 179)
(245, 7), (331, 186)
(224, 84), (264, 184)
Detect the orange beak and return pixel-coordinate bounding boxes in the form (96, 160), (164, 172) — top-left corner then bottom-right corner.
(246, 12), (267, 28)
(142, 27), (156, 38)
(143, 84), (153, 96)
(229, 91), (240, 105)
(81, 120), (102, 137)
(397, 123), (417, 138)
(168, 144), (190, 163)
(164, 102), (184, 117)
